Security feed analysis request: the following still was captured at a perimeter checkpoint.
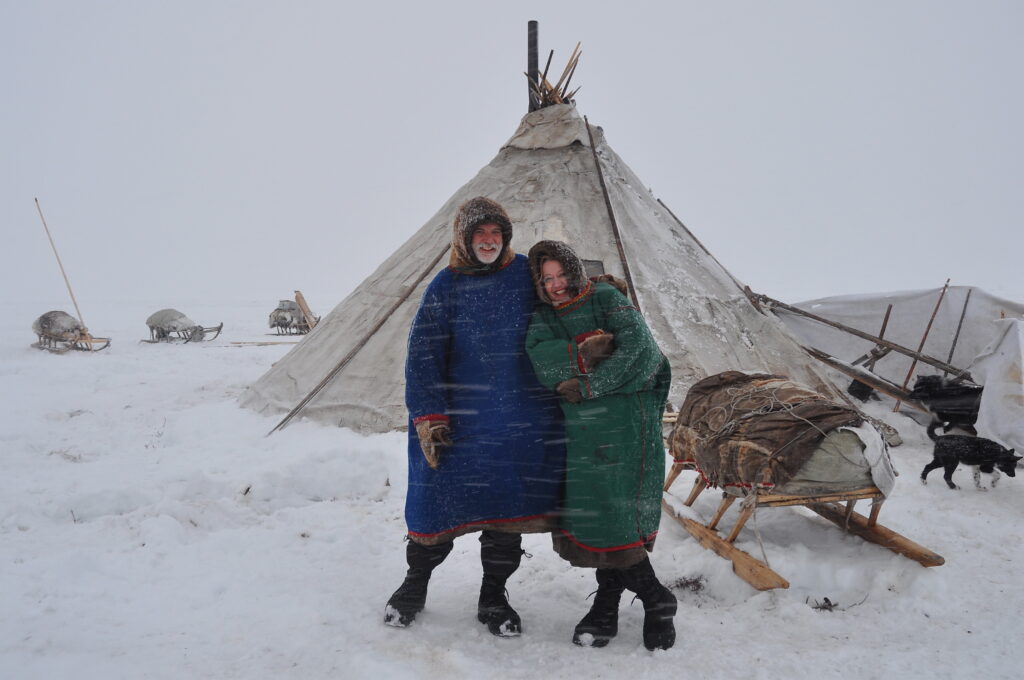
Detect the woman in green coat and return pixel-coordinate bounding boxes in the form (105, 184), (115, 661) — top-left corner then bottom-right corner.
(525, 240), (677, 651)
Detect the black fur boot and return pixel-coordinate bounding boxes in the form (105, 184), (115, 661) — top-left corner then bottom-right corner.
(383, 539), (453, 628)
(477, 531), (524, 637)
(572, 568), (625, 647)
(621, 557), (677, 651)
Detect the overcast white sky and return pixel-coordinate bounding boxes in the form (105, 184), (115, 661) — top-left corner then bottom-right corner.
(3, 1), (1021, 314)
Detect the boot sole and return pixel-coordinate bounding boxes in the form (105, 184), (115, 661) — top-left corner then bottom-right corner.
(572, 632), (614, 648)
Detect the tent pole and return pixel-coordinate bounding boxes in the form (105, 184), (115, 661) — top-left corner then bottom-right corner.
(893, 279), (950, 411)
(528, 21), (538, 112)
(268, 242), (452, 436)
(583, 116), (641, 311)
(943, 288), (973, 375)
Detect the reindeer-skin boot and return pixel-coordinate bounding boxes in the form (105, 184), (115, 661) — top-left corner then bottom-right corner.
(621, 557), (677, 651)
(477, 531), (524, 637)
(383, 539), (453, 628)
(572, 568), (626, 647)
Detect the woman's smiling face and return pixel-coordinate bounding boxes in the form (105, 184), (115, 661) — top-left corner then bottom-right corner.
(541, 259), (571, 304)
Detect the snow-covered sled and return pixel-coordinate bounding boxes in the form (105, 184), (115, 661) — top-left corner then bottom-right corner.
(662, 371), (944, 590)
(31, 310), (111, 353)
(143, 309), (223, 343)
(268, 292), (318, 335)
(268, 300), (314, 335)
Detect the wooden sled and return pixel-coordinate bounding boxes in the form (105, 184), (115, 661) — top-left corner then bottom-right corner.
(141, 323), (223, 344)
(661, 461), (944, 591)
(33, 331), (111, 353)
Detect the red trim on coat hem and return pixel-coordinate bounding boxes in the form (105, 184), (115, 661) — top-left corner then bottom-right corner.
(407, 513), (551, 538)
(412, 413), (449, 425)
(557, 528), (659, 553)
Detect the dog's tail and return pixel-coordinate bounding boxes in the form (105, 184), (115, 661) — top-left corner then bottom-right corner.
(926, 420), (942, 441)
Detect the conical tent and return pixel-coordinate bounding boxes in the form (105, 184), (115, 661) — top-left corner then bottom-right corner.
(240, 104), (839, 433)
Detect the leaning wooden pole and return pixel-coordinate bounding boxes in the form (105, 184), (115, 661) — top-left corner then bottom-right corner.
(893, 279), (950, 411)
(268, 242), (451, 436)
(944, 288), (973, 375)
(751, 292), (971, 380)
(584, 116), (641, 311)
(35, 198), (88, 331)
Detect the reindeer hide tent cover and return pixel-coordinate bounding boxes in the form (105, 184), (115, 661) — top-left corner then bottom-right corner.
(240, 104), (840, 433)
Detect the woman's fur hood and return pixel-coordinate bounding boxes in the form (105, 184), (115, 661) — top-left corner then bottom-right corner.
(449, 197), (515, 273)
(527, 240), (589, 305)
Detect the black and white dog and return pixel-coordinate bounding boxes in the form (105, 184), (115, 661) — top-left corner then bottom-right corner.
(921, 421), (1021, 490)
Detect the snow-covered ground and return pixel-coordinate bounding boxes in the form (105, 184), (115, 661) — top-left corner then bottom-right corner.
(2, 300), (1022, 679)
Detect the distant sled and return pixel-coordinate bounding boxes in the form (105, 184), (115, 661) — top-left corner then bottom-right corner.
(143, 309), (223, 343)
(32, 310), (111, 353)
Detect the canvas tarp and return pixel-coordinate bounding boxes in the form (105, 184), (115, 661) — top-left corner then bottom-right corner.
(970, 318), (1024, 451)
(775, 286), (1024, 389)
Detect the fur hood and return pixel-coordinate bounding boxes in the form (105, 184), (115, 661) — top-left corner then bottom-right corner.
(527, 240), (589, 305)
(449, 197), (515, 273)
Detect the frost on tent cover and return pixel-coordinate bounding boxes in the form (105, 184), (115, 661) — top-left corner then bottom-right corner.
(240, 104), (838, 433)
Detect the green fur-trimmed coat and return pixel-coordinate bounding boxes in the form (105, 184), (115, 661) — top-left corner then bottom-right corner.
(526, 281), (671, 568)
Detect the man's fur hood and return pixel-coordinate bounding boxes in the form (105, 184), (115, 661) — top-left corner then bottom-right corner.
(449, 197), (515, 273)
(527, 240), (589, 305)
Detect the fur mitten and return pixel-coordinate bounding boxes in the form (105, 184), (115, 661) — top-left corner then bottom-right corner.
(579, 333), (616, 372)
(556, 378), (584, 404)
(415, 419), (453, 469)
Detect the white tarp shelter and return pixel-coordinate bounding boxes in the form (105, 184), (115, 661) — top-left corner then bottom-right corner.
(775, 286), (1024, 449)
(970, 319), (1024, 451)
(776, 286), (1024, 387)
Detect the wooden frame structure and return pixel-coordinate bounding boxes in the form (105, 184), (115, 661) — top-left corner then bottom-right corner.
(661, 460), (945, 590)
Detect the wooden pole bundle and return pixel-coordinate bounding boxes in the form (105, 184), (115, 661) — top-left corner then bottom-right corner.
(524, 41), (582, 108)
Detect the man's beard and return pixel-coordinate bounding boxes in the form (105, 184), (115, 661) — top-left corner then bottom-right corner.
(473, 243), (501, 264)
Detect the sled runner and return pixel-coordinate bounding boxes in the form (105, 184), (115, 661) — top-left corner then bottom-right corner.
(662, 471), (944, 590)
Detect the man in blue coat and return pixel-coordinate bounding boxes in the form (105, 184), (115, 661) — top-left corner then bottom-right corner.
(384, 197), (565, 637)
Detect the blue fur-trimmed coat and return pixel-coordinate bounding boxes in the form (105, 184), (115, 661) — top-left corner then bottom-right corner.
(404, 254), (566, 544)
